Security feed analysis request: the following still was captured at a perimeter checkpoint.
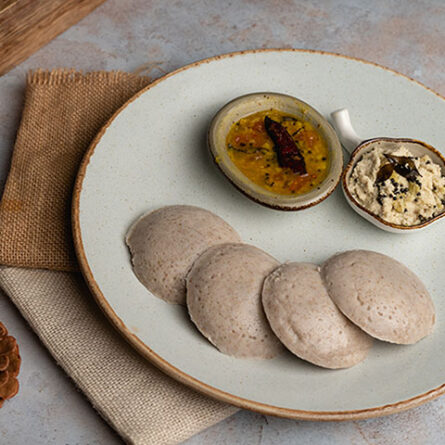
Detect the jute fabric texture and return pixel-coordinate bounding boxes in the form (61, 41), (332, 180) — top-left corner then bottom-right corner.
(0, 70), (238, 444)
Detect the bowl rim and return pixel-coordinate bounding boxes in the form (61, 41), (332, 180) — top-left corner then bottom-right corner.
(208, 91), (343, 211)
(342, 137), (445, 230)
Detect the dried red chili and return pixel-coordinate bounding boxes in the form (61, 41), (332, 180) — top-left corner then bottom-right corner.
(264, 116), (307, 175)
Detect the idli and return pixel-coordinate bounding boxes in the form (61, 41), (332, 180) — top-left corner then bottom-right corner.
(126, 205), (241, 304)
(262, 263), (373, 369)
(186, 243), (283, 359)
(321, 250), (435, 344)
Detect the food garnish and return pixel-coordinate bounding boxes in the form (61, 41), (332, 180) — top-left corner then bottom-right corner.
(264, 116), (307, 175)
(376, 154), (421, 184)
(375, 162), (394, 184)
(226, 109), (329, 195)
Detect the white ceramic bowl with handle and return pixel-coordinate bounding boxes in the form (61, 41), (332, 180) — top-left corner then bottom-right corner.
(331, 108), (445, 233)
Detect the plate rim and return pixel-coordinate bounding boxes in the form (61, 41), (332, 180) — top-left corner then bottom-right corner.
(72, 48), (445, 420)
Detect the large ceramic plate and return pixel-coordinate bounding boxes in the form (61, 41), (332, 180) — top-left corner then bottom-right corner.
(73, 49), (445, 420)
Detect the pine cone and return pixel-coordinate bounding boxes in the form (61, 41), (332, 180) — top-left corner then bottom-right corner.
(0, 322), (21, 407)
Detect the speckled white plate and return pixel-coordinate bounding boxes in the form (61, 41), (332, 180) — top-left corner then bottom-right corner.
(73, 49), (445, 420)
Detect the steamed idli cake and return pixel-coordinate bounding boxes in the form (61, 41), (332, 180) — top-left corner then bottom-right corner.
(262, 263), (372, 369)
(186, 243), (283, 359)
(126, 205), (241, 304)
(321, 250), (435, 344)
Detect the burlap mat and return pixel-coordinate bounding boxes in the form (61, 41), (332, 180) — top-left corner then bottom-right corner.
(0, 70), (238, 444)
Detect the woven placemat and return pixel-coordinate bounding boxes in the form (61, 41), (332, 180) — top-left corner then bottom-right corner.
(0, 70), (238, 444)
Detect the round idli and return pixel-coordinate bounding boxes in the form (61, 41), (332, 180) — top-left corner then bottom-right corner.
(262, 263), (373, 369)
(321, 250), (435, 344)
(186, 243), (283, 359)
(126, 205), (241, 304)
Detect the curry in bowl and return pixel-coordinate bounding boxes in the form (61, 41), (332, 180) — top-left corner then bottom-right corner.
(209, 92), (342, 211)
(226, 109), (329, 196)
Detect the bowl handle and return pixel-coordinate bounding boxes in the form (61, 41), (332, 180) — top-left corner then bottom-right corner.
(330, 109), (363, 154)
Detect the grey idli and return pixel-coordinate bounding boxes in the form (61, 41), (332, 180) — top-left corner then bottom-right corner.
(321, 250), (435, 344)
(126, 205), (241, 304)
(262, 263), (373, 369)
(186, 243), (283, 359)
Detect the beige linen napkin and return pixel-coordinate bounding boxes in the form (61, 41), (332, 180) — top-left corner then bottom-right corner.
(0, 70), (237, 444)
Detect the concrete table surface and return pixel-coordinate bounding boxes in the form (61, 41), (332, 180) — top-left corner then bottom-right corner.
(1, 0), (445, 443)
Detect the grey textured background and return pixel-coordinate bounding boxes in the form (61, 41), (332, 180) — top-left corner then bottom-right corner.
(1, 1), (445, 443)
